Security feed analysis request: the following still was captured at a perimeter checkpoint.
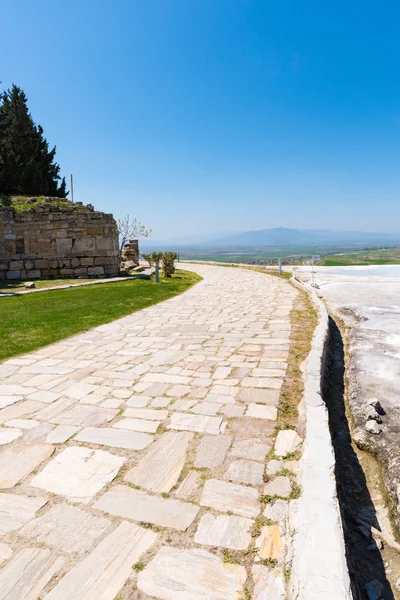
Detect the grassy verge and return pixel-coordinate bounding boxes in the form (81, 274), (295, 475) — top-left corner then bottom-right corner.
(278, 286), (318, 429)
(0, 270), (201, 361)
(0, 278), (98, 291)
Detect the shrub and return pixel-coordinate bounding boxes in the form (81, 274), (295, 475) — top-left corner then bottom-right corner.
(162, 252), (177, 278)
(141, 253), (153, 267)
(151, 251), (163, 264)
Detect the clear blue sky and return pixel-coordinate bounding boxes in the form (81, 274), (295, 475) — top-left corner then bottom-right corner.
(3, 1), (400, 239)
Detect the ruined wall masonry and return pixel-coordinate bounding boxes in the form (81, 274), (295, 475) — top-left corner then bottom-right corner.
(0, 203), (120, 280)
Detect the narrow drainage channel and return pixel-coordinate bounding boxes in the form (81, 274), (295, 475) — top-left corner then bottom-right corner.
(323, 316), (397, 600)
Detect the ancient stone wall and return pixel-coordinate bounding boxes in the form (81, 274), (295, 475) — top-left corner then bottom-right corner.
(0, 202), (120, 280)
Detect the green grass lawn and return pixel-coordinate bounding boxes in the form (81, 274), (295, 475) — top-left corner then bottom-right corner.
(0, 270), (201, 362)
(0, 277), (97, 291)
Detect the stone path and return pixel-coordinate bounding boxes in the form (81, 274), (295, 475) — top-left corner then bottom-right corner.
(0, 263), (301, 600)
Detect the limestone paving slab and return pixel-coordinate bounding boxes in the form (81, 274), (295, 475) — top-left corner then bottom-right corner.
(195, 513), (254, 550)
(112, 417), (160, 433)
(0, 548), (64, 600)
(137, 546), (245, 600)
(75, 426), (153, 450)
(45, 425), (80, 443)
(224, 459), (264, 485)
(230, 438), (271, 461)
(169, 412), (223, 434)
(252, 565), (286, 600)
(125, 431), (193, 492)
(123, 407), (168, 420)
(94, 484), (199, 530)
(246, 403), (278, 420)
(194, 434), (232, 468)
(200, 478), (260, 518)
(49, 404), (118, 427)
(0, 443), (54, 488)
(274, 429), (302, 457)
(32, 446), (125, 503)
(19, 502), (110, 553)
(0, 492), (48, 534)
(175, 470), (201, 499)
(43, 521), (157, 600)
(0, 429), (22, 445)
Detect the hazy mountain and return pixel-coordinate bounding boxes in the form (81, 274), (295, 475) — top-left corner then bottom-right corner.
(208, 227), (400, 247)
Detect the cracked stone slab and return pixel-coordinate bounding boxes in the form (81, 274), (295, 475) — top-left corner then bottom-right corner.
(112, 417), (160, 433)
(5, 418), (39, 430)
(0, 429), (22, 445)
(274, 429), (302, 457)
(94, 484), (199, 531)
(125, 431), (192, 492)
(43, 521), (157, 600)
(137, 546), (245, 600)
(194, 513), (253, 550)
(49, 404), (118, 427)
(200, 478), (260, 518)
(194, 434), (232, 468)
(0, 400), (44, 424)
(168, 412), (224, 434)
(45, 425), (80, 444)
(0, 443), (54, 488)
(263, 476), (292, 498)
(255, 524), (283, 560)
(0, 492), (48, 534)
(75, 427), (153, 451)
(175, 471), (201, 499)
(123, 407), (168, 420)
(32, 446), (125, 503)
(239, 388), (281, 406)
(19, 502), (110, 553)
(0, 396), (22, 409)
(230, 439), (271, 462)
(264, 499), (288, 523)
(0, 547), (64, 600)
(246, 403), (278, 421)
(252, 564), (285, 600)
(224, 459), (264, 485)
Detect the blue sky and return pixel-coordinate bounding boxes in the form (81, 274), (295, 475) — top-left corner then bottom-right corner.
(3, 0), (400, 239)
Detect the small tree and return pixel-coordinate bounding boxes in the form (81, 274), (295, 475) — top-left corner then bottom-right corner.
(162, 252), (178, 278)
(117, 214), (151, 251)
(151, 251), (163, 264)
(141, 253), (153, 267)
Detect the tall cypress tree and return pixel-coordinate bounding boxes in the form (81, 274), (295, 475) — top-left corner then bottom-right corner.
(0, 84), (68, 197)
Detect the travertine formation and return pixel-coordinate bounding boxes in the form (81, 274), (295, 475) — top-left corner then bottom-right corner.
(0, 200), (119, 280)
(0, 263), (301, 599)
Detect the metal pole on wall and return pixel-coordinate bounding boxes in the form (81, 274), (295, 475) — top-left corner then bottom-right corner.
(70, 174), (74, 203)
(155, 261), (160, 283)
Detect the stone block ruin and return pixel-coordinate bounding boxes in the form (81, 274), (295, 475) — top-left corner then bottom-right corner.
(0, 199), (120, 280)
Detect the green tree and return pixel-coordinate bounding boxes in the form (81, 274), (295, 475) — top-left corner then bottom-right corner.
(0, 84), (67, 197)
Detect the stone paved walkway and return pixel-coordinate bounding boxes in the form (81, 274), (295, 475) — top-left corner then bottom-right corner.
(0, 263), (300, 600)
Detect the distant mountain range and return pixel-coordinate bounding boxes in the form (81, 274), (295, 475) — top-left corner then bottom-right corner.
(141, 227), (400, 249)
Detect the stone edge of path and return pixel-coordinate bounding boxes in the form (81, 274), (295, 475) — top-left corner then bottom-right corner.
(288, 278), (352, 600)
(0, 271), (155, 298)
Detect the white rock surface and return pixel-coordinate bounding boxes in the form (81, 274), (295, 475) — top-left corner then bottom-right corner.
(0, 492), (47, 534)
(274, 429), (302, 457)
(0, 429), (22, 445)
(194, 434), (232, 468)
(19, 502), (110, 553)
(252, 564), (286, 599)
(224, 459), (264, 485)
(0, 548), (64, 600)
(43, 521), (157, 600)
(0, 443), (54, 488)
(125, 431), (192, 492)
(246, 403), (278, 421)
(137, 546), (245, 600)
(75, 427), (153, 450)
(169, 412), (224, 434)
(32, 446), (125, 503)
(45, 425), (80, 443)
(94, 484), (199, 530)
(200, 478), (260, 518)
(194, 513), (253, 550)
(230, 438), (271, 461)
(112, 417), (160, 433)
